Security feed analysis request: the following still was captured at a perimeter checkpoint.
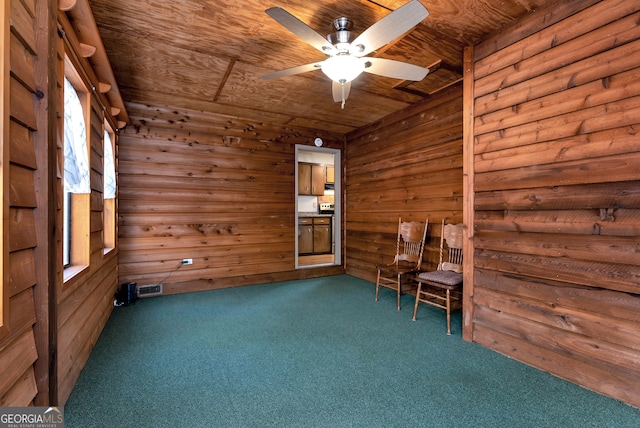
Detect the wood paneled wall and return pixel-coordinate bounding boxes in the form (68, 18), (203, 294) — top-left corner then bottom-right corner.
(467, 0), (640, 408)
(344, 85), (464, 282)
(117, 105), (345, 294)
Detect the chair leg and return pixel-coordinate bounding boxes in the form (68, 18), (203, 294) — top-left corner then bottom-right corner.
(396, 274), (401, 310)
(375, 269), (381, 302)
(412, 281), (422, 321)
(446, 288), (451, 335)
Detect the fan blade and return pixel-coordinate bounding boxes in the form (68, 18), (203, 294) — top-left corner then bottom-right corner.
(363, 57), (429, 81)
(332, 80), (351, 102)
(260, 62), (322, 80)
(266, 7), (335, 54)
(350, 0), (429, 57)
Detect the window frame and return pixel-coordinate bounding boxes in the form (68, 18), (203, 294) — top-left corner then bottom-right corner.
(62, 59), (91, 282)
(103, 123), (116, 254)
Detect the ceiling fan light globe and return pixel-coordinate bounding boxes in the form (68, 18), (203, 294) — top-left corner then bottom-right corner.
(321, 55), (365, 83)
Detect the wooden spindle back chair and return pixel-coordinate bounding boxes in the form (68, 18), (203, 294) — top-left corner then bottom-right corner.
(376, 217), (428, 310)
(412, 219), (463, 334)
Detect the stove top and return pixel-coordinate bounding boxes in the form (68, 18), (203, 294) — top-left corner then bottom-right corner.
(319, 203), (334, 214)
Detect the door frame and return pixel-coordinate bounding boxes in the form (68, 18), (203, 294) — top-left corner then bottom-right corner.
(295, 145), (341, 268)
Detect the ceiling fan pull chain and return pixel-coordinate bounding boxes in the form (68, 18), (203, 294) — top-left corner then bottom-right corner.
(341, 82), (346, 109)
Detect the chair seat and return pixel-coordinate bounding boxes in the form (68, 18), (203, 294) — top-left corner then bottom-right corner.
(377, 264), (417, 275)
(417, 270), (462, 286)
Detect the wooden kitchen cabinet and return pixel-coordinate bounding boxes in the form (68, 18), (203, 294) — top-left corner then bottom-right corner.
(298, 218), (314, 254)
(325, 165), (334, 184)
(298, 217), (332, 254)
(298, 163), (325, 196)
(298, 163), (311, 195)
(313, 217), (331, 253)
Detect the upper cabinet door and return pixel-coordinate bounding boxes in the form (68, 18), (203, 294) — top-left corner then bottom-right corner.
(325, 166), (335, 184)
(311, 164), (325, 196)
(298, 163), (312, 195)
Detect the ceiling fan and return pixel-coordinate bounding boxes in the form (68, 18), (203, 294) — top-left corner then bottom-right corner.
(260, 0), (430, 108)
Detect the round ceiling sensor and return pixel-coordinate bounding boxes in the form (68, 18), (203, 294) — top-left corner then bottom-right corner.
(314, 137), (323, 147)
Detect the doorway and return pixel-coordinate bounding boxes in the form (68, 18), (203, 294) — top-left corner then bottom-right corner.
(295, 145), (341, 268)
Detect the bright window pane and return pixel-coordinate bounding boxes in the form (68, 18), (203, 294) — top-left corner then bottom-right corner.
(63, 77), (90, 266)
(104, 130), (116, 199)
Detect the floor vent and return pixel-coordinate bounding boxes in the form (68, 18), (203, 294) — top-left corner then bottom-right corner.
(138, 284), (163, 297)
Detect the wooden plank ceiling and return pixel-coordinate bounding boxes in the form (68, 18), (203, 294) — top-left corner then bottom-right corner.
(89, 0), (556, 134)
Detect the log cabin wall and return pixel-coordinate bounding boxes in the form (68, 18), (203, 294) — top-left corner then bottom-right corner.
(344, 84), (464, 282)
(117, 106), (345, 295)
(466, 0), (640, 408)
(0, 0), (124, 406)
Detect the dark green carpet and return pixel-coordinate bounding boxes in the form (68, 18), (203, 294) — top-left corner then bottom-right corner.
(65, 275), (640, 427)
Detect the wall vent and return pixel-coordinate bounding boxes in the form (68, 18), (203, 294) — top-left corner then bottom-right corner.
(138, 284), (163, 297)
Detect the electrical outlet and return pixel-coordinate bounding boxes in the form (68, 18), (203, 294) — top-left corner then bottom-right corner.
(182, 258), (193, 265)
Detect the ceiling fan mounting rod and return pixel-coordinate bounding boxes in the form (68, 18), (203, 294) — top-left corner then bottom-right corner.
(333, 17), (352, 31)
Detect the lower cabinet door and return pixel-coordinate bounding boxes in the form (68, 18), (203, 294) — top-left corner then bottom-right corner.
(298, 224), (314, 254)
(313, 224), (331, 253)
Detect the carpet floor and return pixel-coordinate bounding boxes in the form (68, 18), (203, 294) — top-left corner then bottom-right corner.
(64, 275), (640, 427)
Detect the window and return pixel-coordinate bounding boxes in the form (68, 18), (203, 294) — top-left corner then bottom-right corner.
(103, 126), (116, 251)
(63, 74), (90, 275)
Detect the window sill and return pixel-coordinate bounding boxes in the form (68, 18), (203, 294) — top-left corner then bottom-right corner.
(63, 264), (89, 284)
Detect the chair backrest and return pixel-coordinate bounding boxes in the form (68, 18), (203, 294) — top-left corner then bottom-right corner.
(438, 219), (463, 273)
(394, 217), (429, 269)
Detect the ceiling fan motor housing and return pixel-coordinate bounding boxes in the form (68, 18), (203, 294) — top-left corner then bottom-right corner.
(327, 17), (353, 46)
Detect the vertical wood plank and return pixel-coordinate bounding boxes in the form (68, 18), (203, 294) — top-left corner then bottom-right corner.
(462, 45), (475, 342)
(32, 0), (58, 406)
(0, 0), (10, 342)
